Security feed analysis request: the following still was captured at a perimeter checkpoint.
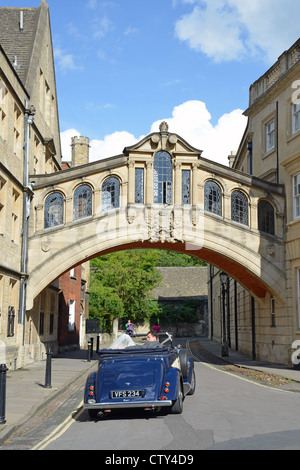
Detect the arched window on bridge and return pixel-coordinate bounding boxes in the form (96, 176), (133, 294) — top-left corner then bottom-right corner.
(44, 192), (64, 229)
(153, 151), (172, 204)
(204, 181), (222, 216)
(101, 177), (120, 212)
(258, 200), (275, 235)
(73, 184), (92, 220)
(231, 190), (249, 225)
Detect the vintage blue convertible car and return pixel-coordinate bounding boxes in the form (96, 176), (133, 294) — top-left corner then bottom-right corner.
(84, 333), (195, 419)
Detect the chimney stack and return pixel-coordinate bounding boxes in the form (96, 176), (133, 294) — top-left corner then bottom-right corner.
(19, 11), (24, 31)
(228, 151), (236, 168)
(71, 136), (90, 167)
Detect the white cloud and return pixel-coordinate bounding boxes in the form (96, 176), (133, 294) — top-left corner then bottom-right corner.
(61, 100), (247, 166)
(60, 128), (81, 161)
(89, 132), (139, 161)
(92, 16), (115, 39)
(150, 101), (247, 164)
(54, 47), (84, 73)
(175, 0), (300, 63)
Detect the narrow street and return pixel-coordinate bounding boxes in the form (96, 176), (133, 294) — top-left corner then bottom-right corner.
(2, 347), (300, 451)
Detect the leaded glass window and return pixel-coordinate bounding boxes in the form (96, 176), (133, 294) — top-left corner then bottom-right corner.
(101, 177), (120, 212)
(73, 184), (92, 220)
(258, 200), (275, 235)
(44, 192), (64, 229)
(204, 181), (222, 216)
(135, 168), (144, 204)
(182, 170), (190, 205)
(153, 151), (172, 204)
(231, 190), (248, 225)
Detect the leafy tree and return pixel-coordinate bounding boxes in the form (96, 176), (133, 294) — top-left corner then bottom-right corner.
(90, 250), (162, 324)
(149, 249), (206, 267)
(157, 299), (200, 326)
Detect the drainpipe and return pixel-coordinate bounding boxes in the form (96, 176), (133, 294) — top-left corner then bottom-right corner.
(19, 103), (35, 346)
(247, 141), (253, 175)
(234, 280), (238, 351)
(276, 101), (279, 184)
(251, 297), (256, 360)
(210, 266), (214, 340)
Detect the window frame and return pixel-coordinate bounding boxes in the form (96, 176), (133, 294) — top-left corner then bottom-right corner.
(182, 169), (191, 205)
(73, 184), (93, 220)
(135, 168), (144, 204)
(266, 119), (275, 153)
(101, 176), (120, 212)
(153, 151), (173, 204)
(258, 199), (275, 235)
(44, 192), (64, 229)
(204, 180), (222, 217)
(292, 102), (300, 134)
(293, 174), (300, 220)
(68, 299), (76, 332)
(231, 190), (249, 226)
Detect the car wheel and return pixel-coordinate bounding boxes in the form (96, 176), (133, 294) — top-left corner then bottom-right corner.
(179, 349), (189, 378)
(170, 384), (183, 414)
(187, 369), (196, 395)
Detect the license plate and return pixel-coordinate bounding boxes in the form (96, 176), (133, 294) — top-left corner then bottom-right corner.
(111, 390), (143, 398)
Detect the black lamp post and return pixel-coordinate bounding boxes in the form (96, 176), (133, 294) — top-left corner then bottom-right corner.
(220, 271), (229, 357)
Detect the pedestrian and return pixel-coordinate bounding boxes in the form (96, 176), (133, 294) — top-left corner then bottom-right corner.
(125, 319), (134, 335)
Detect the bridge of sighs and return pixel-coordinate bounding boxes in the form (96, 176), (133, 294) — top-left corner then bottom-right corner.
(27, 122), (286, 312)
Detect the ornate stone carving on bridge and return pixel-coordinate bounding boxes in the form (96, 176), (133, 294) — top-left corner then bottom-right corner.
(147, 206), (181, 244)
(149, 121), (178, 151)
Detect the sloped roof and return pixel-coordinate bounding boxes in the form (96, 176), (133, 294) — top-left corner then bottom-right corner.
(152, 267), (208, 300)
(0, 6), (39, 84)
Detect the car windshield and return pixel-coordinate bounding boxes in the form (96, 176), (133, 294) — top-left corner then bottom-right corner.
(107, 333), (136, 349)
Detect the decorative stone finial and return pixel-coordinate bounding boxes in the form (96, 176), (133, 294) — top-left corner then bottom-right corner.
(159, 121), (169, 133)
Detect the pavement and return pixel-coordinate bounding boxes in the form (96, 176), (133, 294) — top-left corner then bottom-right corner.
(1, 337), (300, 445)
(0, 348), (98, 445)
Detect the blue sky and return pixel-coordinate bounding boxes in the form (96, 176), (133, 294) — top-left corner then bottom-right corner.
(3, 0), (300, 164)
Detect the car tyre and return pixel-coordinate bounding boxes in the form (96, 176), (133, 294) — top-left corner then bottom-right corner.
(179, 349), (189, 378)
(187, 369), (196, 395)
(170, 383), (183, 414)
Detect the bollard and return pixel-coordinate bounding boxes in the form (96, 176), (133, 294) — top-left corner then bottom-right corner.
(44, 349), (52, 388)
(90, 337), (94, 358)
(87, 341), (92, 362)
(0, 364), (8, 424)
(96, 334), (100, 353)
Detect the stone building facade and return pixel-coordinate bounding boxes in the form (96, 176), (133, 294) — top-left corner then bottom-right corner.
(0, 2), (89, 367)
(0, 1), (62, 368)
(151, 267), (208, 337)
(209, 38), (300, 365)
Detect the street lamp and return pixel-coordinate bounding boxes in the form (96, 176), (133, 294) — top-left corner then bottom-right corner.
(220, 271), (229, 357)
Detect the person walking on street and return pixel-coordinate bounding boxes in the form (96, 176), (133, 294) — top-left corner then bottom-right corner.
(125, 320), (134, 335)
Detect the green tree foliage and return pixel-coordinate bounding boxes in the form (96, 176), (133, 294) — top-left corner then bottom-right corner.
(90, 250), (162, 324)
(157, 299), (200, 326)
(151, 250), (206, 267)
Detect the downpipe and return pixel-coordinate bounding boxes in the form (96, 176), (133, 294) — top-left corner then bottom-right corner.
(19, 103), (35, 346)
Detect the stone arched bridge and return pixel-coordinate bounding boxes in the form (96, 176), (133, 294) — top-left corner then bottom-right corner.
(27, 123), (286, 310)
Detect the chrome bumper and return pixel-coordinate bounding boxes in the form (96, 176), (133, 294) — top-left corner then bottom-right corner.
(84, 399), (173, 410)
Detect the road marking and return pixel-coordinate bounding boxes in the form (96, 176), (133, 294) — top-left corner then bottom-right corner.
(31, 401), (84, 450)
(186, 341), (296, 394)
